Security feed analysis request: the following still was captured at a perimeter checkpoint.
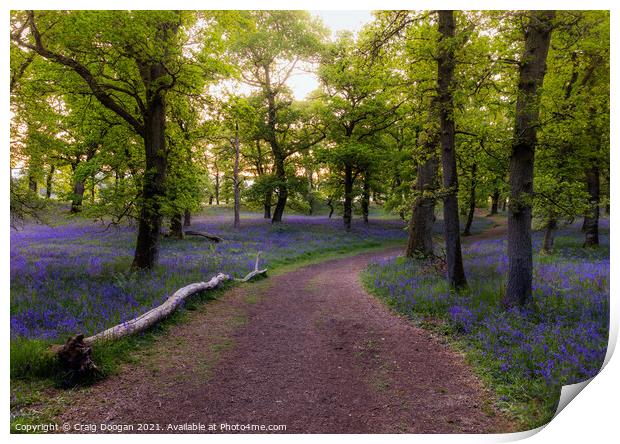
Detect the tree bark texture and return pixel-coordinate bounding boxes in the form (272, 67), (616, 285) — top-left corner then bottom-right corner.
(264, 70), (288, 223)
(214, 163), (220, 205)
(183, 208), (191, 227)
(272, 157), (288, 223)
(170, 213), (184, 239)
(361, 172), (370, 224)
(583, 106), (601, 247)
(343, 163), (354, 231)
(89, 173), (96, 204)
(437, 10), (467, 289)
(264, 191), (272, 219)
(131, 63), (168, 270)
(327, 197), (334, 218)
(462, 163), (477, 236)
(504, 10), (555, 308)
(70, 177), (86, 213)
(541, 218), (557, 253)
(233, 122), (241, 229)
(406, 141), (438, 258)
(490, 188), (499, 215)
(583, 164), (600, 247)
(45, 164), (55, 199)
(28, 175), (37, 194)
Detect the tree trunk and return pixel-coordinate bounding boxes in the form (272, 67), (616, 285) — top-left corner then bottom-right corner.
(462, 164), (477, 236)
(504, 10), (554, 308)
(343, 163), (353, 232)
(255, 140), (272, 220)
(28, 175), (37, 194)
(214, 167), (220, 205)
(263, 191), (272, 219)
(361, 172), (370, 224)
(490, 188), (499, 215)
(306, 167), (315, 216)
(501, 198), (507, 212)
(583, 164), (600, 247)
(233, 122), (241, 229)
(89, 173), (96, 204)
(131, 64), (168, 270)
(264, 74), (289, 224)
(406, 147), (438, 258)
(70, 177), (86, 213)
(437, 10), (467, 289)
(21, 12), (177, 272)
(70, 147), (96, 213)
(45, 164), (55, 199)
(265, 69), (287, 224)
(541, 218), (557, 253)
(583, 105), (601, 247)
(327, 197), (334, 218)
(271, 157), (287, 223)
(170, 212), (184, 239)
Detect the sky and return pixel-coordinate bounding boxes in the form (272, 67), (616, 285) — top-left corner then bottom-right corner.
(311, 10), (373, 36)
(216, 10), (374, 101)
(287, 11), (374, 99)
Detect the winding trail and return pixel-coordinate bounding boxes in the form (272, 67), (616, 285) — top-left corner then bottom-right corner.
(59, 218), (512, 433)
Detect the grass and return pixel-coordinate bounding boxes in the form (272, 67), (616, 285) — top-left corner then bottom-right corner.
(11, 212), (408, 340)
(361, 221), (609, 431)
(361, 270), (561, 430)
(10, 239), (406, 385)
(9, 283), (232, 432)
(10, 208), (415, 431)
(9, 206), (496, 431)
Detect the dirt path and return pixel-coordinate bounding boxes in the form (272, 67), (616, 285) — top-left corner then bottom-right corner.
(59, 225), (512, 433)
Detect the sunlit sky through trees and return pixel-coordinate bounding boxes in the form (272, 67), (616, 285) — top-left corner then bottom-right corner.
(219, 11), (373, 100)
(290, 11), (373, 98)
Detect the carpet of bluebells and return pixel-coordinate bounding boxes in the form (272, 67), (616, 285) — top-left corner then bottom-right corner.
(11, 212), (412, 341)
(366, 220), (609, 391)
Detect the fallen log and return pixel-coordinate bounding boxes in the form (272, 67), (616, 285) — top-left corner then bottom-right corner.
(85, 273), (230, 345)
(184, 230), (224, 243)
(235, 251), (267, 282)
(53, 252), (267, 380)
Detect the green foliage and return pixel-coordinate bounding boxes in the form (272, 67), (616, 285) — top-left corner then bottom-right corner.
(534, 11), (610, 227)
(12, 10), (608, 229)
(10, 339), (58, 380)
(8, 10), (611, 431)
(10, 177), (47, 228)
(11, 10), (231, 229)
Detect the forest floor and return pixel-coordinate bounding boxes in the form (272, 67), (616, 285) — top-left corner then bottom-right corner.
(50, 217), (515, 434)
